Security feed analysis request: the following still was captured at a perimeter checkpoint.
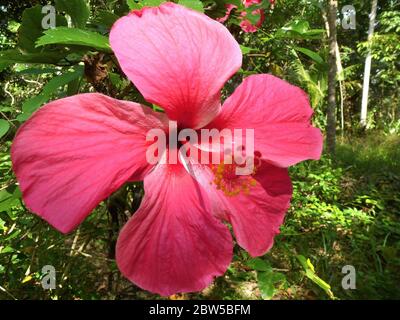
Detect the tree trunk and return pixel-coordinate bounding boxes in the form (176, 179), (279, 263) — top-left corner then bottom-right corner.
(360, 0), (378, 128)
(322, 7), (345, 134)
(327, 0), (337, 156)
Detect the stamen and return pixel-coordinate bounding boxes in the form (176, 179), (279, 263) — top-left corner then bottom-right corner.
(211, 160), (258, 197)
(210, 149), (263, 196)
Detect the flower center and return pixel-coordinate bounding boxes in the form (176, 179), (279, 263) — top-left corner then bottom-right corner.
(211, 151), (262, 197)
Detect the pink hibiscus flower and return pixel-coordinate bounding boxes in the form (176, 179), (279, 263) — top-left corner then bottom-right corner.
(217, 0), (271, 33)
(11, 3), (322, 296)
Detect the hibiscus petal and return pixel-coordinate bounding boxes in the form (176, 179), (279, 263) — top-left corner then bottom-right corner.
(240, 9), (265, 33)
(216, 4), (237, 23)
(188, 160), (292, 257)
(208, 74), (323, 167)
(109, 2), (242, 129)
(243, 0), (262, 7)
(11, 93), (168, 233)
(116, 161), (233, 296)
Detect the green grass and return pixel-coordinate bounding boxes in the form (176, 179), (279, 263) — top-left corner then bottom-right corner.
(337, 133), (400, 177)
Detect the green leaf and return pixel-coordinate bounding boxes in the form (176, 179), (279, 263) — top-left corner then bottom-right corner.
(22, 275), (33, 284)
(296, 255), (312, 272)
(55, 0), (90, 28)
(296, 255), (335, 299)
(257, 271), (286, 300)
(127, 0), (142, 10)
(36, 27), (111, 52)
(258, 272), (275, 299)
(5, 229), (21, 241)
(276, 20), (325, 40)
(271, 272), (286, 283)
(16, 67), (58, 75)
(245, 11), (261, 25)
(259, 0), (272, 9)
(7, 21), (20, 33)
(246, 258), (272, 272)
(18, 5), (67, 53)
(229, 0), (242, 7)
(0, 188), (21, 213)
(142, 0), (166, 7)
(294, 47), (325, 65)
(20, 95), (49, 116)
(286, 20), (310, 34)
(0, 120), (10, 139)
(67, 77), (82, 96)
(93, 11), (120, 29)
(240, 45), (254, 55)
(19, 66), (84, 120)
(303, 30), (326, 37)
(152, 104), (164, 112)
(0, 62), (10, 72)
(0, 246), (15, 254)
(178, 0), (204, 13)
(0, 50), (66, 65)
(18, 5), (45, 52)
(127, 0), (166, 9)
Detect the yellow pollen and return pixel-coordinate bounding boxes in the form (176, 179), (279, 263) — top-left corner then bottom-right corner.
(211, 162), (258, 197)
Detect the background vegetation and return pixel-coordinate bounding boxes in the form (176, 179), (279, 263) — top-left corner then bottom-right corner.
(0, 0), (399, 300)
